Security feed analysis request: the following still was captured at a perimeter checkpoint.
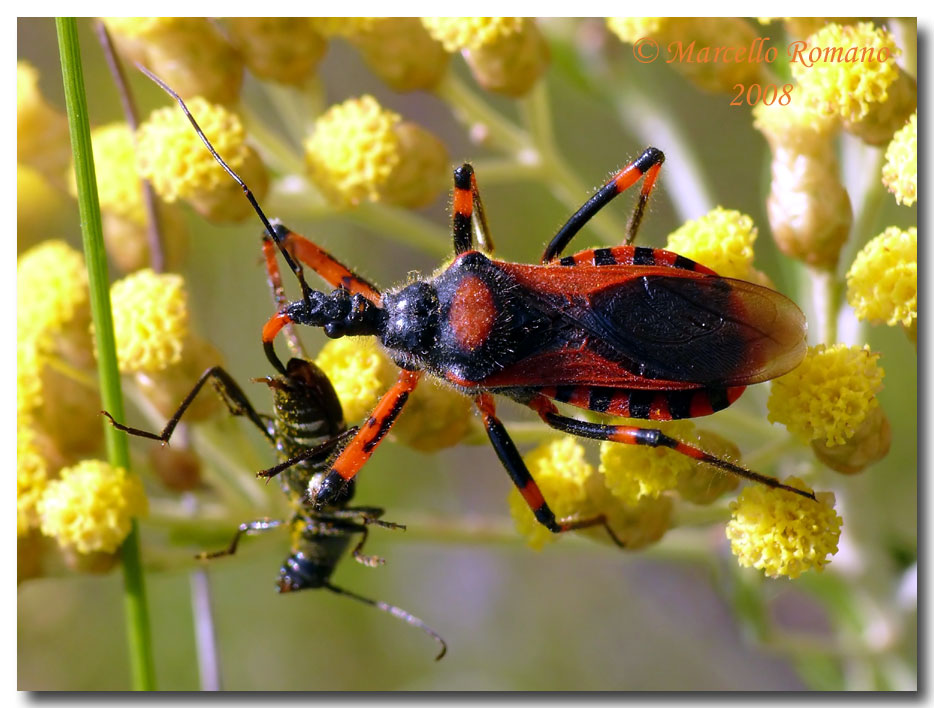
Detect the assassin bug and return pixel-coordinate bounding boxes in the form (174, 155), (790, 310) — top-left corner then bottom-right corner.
(144, 69), (813, 545)
(103, 349), (447, 660)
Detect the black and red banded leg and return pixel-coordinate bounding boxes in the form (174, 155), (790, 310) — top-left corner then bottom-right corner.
(475, 394), (624, 545)
(452, 163), (494, 256)
(307, 369), (421, 509)
(525, 395), (817, 501)
(541, 147), (665, 263)
(262, 224), (382, 305)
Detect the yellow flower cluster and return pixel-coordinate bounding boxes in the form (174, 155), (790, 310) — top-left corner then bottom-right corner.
(421, 17), (524, 52)
(110, 269), (189, 374)
(314, 337), (396, 422)
(792, 22), (899, 124)
(18, 426), (49, 537)
(305, 96), (448, 208)
(17, 338), (44, 420)
(605, 18), (667, 44)
(882, 113), (917, 206)
(508, 435), (676, 551)
(305, 96), (403, 207)
(726, 478), (842, 579)
(17, 240), (89, 350)
(81, 123), (145, 224)
(507, 437), (595, 550)
(38, 460), (148, 555)
(101, 17), (197, 40)
(768, 344), (884, 447)
(136, 98), (249, 203)
(666, 208), (758, 280)
(846, 226), (917, 328)
(599, 421), (697, 505)
(421, 17), (548, 96)
(103, 18), (243, 105)
(227, 18), (327, 86)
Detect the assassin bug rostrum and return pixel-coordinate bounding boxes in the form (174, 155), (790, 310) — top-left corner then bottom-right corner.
(103, 318), (447, 658)
(144, 68), (813, 547)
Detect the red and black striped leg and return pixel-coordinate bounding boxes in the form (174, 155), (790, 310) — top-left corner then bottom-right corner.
(102, 366), (274, 446)
(452, 163), (495, 256)
(475, 395), (624, 545)
(261, 230), (308, 359)
(262, 225), (382, 305)
(196, 518), (288, 560)
(307, 370), (421, 509)
(526, 396), (817, 501)
(541, 147), (666, 263)
(452, 164), (476, 255)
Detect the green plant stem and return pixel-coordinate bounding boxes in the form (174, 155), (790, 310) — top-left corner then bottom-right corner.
(435, 72), (530, 155)
(56, 17), (156, 691)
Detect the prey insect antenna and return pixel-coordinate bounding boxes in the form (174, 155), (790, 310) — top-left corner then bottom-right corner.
(136, 64), (313, 305)
(325, 583), (448, 661)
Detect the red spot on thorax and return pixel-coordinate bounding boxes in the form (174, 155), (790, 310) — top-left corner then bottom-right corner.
(448, 274), (496, 351)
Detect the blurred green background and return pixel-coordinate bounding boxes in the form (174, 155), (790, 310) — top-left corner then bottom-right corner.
(17, 18), (917, 690)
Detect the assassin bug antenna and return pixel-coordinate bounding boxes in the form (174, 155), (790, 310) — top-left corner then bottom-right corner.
(136, 65), (313, 308)
(324, 583), (447, 661)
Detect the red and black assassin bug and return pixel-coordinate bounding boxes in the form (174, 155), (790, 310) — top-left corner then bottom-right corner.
(103, 311), (446, 658)
(144, 69), (812, 546)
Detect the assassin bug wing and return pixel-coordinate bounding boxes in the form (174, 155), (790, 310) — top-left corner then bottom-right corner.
(479, 262), (806, 389)
(567, 274), (808, 387)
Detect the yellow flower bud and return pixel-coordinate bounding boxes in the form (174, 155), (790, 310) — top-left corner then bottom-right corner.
(882, 113), (917, 206)
(811, 405), (891, 475)
(17, 240), (90, 353)
(136, 99), (268, 223)
(18, 426), (50, 537)
(38, 460), (148, 555)
(392, 379), (473, 452)
(227, 18), (327, 86)
(768, 344), (884, 447)
(306, 96), (448, 208)
(422, 17), (548, 96)
(666, 207), (757, 280)
(110, 269), (189, 374)
(337, 18), (450, 92)
(846, 226), (916, 329)
(105, 18), (243, 105)
(792, 22), (915, 144)
(314, 337), (396, 422)
(727, 477), (842, 579)
(599, 421), (697, 505)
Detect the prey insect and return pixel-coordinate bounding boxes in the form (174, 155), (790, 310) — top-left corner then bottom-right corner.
(104, 357), (447, 660)
(145, 68), (813, 546)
